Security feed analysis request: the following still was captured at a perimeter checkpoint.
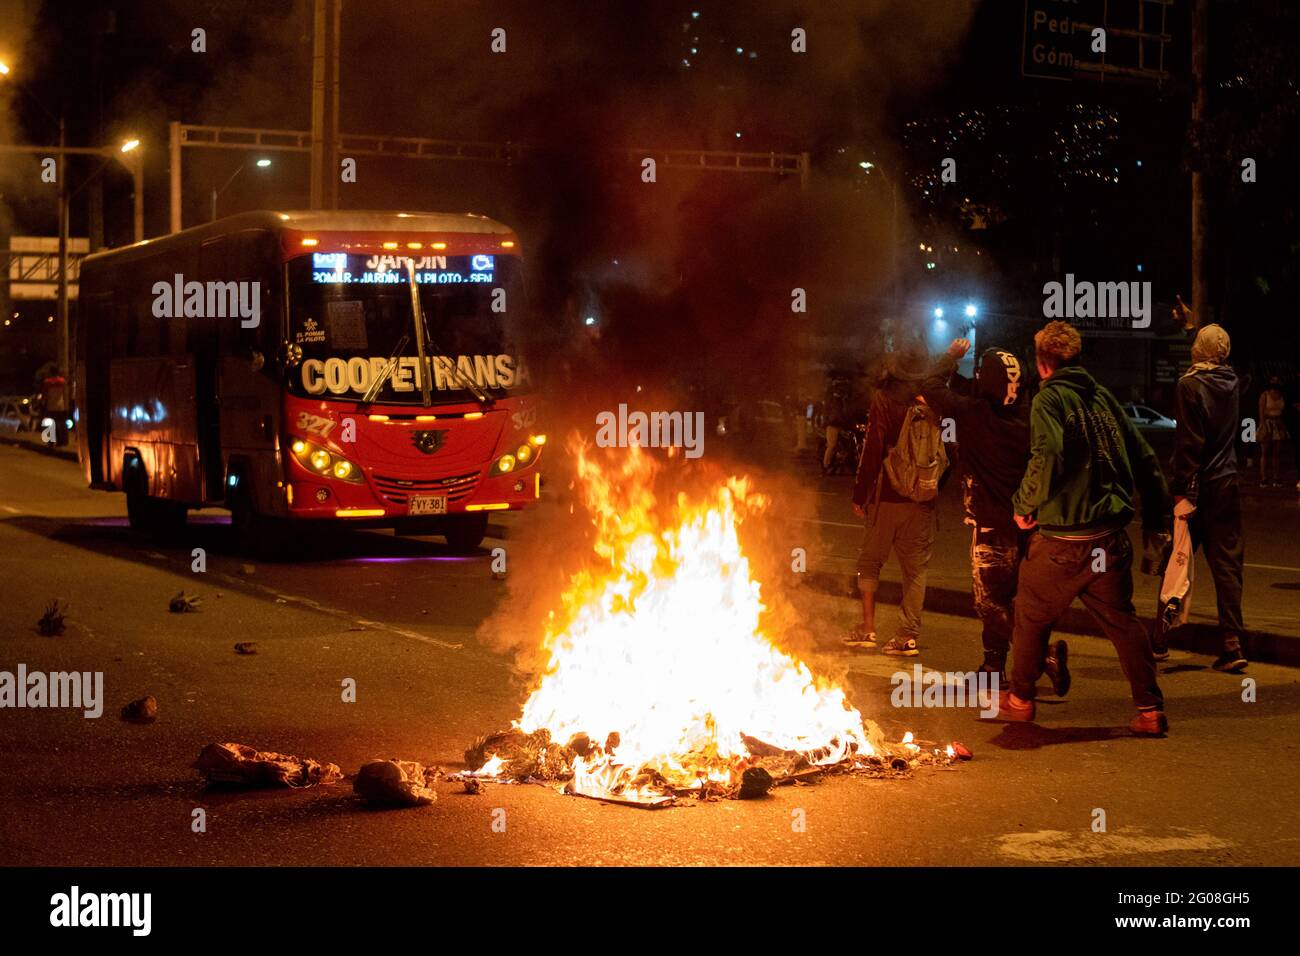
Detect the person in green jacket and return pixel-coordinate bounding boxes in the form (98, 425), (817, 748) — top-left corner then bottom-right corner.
(990, 321), (1173, 736)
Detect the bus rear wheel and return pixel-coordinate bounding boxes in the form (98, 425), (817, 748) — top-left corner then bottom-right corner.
(126, 485), (186, 539)
(442, 513), (488, 553)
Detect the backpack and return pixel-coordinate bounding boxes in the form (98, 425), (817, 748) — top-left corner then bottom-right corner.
(883, 403), (948, 502)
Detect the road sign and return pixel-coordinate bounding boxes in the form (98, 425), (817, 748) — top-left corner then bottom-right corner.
(1023, 0), (1172, 84)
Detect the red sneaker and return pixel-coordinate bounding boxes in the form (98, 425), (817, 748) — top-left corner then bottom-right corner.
(1129, 709), (1169, 736)
(985, 692), (1035, 722)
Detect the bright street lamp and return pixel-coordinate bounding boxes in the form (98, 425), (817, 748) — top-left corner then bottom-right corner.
(212, 158), (272, 221)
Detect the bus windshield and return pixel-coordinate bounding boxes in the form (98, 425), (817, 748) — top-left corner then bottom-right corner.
(286, 252), (527, 405)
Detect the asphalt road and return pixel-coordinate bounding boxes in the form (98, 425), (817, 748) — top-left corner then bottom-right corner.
(2, 443), (1299, 866)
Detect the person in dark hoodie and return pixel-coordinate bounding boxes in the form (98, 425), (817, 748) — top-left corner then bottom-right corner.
(1159, 324), (1248, 672)
(919, 337), (1031, 683)
(846, 343), (941, 657)
(993, 321), (1172, 736)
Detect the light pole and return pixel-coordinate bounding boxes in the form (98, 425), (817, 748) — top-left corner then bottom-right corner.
(860, 161), (900, 322)
(120, 138), (143, 243)
(211, 157), (272, 221)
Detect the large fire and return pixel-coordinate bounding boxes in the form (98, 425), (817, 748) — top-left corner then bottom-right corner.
(465, 445), (948, 805)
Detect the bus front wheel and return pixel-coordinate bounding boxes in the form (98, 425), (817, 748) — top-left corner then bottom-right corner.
(229, 493), (286, 557)
(442, 513), (488, 553)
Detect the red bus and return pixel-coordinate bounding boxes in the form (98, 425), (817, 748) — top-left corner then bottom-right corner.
(76, 210), (543, 552)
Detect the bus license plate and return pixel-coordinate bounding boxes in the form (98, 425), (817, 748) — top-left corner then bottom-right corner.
(408, 495), (447, 516)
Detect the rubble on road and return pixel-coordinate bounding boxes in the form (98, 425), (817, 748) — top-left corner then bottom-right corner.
(169, 592), (201, 613)
(37, 599), (66, 636)
(193, 742), (342, 788)
(233, 642), (258, 655)
(120, 695), (158, 723)
(353, 759), (440, 806)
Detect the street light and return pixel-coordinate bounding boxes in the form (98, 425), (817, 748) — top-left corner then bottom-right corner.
(121, 138), (140, 153)
(211, 157), (272, 221)
(860, 159), (900, 319)
(964, 302), (978, 319)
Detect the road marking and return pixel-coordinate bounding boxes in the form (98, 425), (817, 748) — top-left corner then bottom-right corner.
(998, 828), (1231, 863)
(1, 505), (20, 513)
(800, 518), (863, 529)
(216, 572), (466, 651)
(1244, 562), (1300, 574)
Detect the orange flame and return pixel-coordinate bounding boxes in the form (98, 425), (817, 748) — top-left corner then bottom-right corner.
(509, 445), (878, 801)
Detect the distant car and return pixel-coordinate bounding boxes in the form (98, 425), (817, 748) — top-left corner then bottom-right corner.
(0, 396), (37, 433)
(1122, 404), (1177, 430)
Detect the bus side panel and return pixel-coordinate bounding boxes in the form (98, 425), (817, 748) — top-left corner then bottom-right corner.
(221, 355), (285, 515)
(108, 357), (202, 503)
(77, 288), (114, 488)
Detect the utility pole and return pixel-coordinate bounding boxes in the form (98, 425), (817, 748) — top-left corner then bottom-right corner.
(57, 117), (69, 400)
(309, 0), (341, 209)
(169, 121), (183, 232)
(1190, 0), (1208, 330)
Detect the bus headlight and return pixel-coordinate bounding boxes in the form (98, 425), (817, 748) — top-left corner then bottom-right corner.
(291, 439), (364, 483)
(489, 432), (544, 476)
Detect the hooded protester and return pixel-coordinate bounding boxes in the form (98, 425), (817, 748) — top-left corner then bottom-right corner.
(846, 343), (946, 657)
(1160, 324), (1248, 672)
(919, 338), (1031, 682)
(994, 321), (1173, 736)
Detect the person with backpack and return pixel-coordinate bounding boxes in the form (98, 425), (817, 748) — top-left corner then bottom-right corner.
(993, 321), (1173, 736)
(918, 337), (1031, 683)
(846, 344), (948, 657)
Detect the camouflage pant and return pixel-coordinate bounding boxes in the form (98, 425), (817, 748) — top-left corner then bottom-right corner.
(970, 525), (1023, 655)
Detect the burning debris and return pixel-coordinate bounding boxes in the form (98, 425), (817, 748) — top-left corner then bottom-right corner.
(462, 446), (959, 807)
(193, 742), (343, 789)
(354, 759), (440, 806)
(37, 599), (67, 636)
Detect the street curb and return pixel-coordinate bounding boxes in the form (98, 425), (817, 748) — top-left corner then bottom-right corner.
(805, 570), (1300, 669)
(0, 433), (78, 462)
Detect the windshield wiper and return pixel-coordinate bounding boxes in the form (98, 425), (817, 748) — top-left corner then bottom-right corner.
(405, 259), (493, 409)
(357, 333), (409, 409)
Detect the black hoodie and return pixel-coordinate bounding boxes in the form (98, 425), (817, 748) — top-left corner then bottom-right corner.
(919, 354), (1030, 534)
(1171, 363), (1240, 502)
